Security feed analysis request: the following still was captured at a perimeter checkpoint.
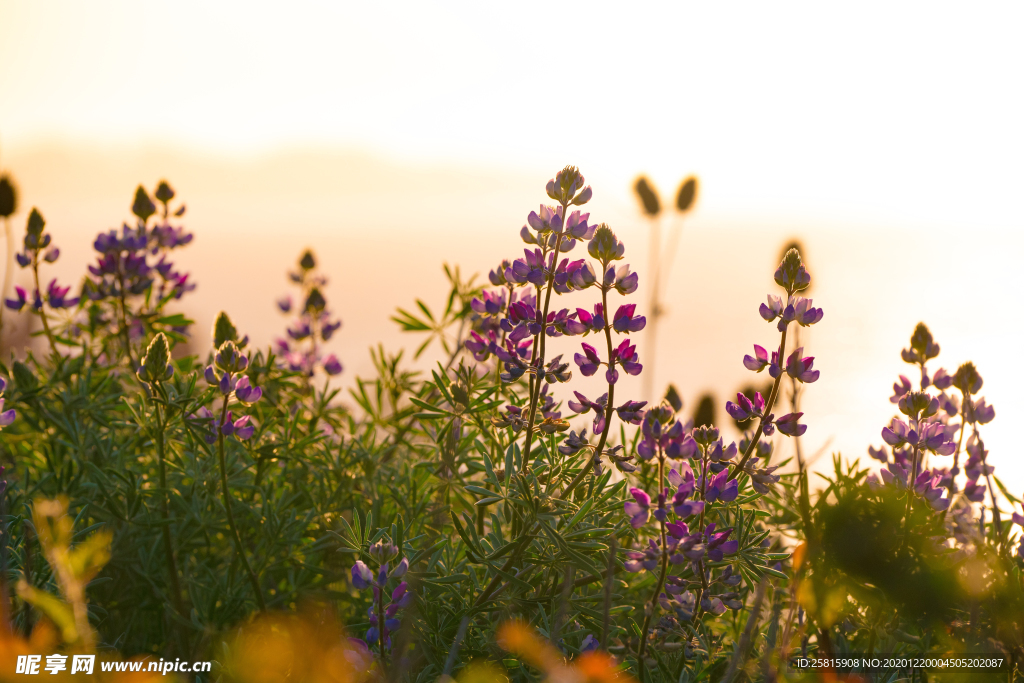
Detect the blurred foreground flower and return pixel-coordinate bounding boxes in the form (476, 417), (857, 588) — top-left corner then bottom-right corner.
(221, 607), (372, 683)
(497, 621), (634, 683)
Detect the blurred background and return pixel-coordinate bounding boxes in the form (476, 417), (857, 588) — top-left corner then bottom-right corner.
(1, 1), (1022, 492)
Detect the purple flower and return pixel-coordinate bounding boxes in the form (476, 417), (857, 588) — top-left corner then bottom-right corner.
(759, 295), (784, 322)
(573, 343), (602, 377)
(624, 488), (651, 528)
(783, 297), (824, 329)
(0, 391), (14, 429)
(868, 445), (889, 462)
(705, 470), (738, 503)
(573, 304), (606, 335)
(962, 478), (986, 503)
(4, 286), (27, 311)
(612, 304), (646, 333)
(609, 264), (639, 295)
(323, 354), (343, 375)
(889, 375), (913, 403)
(668, 465), (705, 517)
(615, 399), (647, 424)
(624, 539), (661, 573)
(352, 561), (373, 590)
(784, 348), (820, 383)
(963, 397), (995, 425)
(705, 526), (739, 561)
(726, 391), (764, 422)
(932, 367), (953, 390)
(470, 290), (506, 317)
(775, 412), (807, 437)
(611, 338), (642, 378)
(232, 415), (255, 440)
(743, 344), (770, 372)
(234, 376), (262, 405)
(914, 471), (951, 511)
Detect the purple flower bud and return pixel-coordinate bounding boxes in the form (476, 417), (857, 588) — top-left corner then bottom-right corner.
(323, 354), (343, 376)
(276, 295), (292, 313)
(352, 561), (373, 590)
(391, 557), (409, 580)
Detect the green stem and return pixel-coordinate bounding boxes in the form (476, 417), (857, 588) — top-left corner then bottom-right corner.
(377, 572), (388, 669)
(637, 449), (669, 681)
(901, 443), (921, 552)
(471, 278), (618, 612)
(154, 399), (188, 652)
(0, 217), (12, 336)
(116, 269), (136, 368)
(30, 254), (57, 357)
(729, 325), (789, 481)
(524, 201), (568, 468)
(216, 396), (266, 611)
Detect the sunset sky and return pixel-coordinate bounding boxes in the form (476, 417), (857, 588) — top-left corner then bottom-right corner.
(1, 1), (1022, 492)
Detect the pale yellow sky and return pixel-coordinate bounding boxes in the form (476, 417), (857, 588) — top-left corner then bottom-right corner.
(1, 2), (1023, 495)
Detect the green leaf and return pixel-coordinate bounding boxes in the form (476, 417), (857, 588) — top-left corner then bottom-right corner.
(425, 574), (469, 585)
(563, 498), (594, 532)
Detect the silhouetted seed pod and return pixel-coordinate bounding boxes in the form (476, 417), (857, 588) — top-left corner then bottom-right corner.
(0, 175), (17, 218)
(676, 177), (698, 212)
(693, 393), (716, 428)
(132, 185), (156, 222)
(664, 384), (683, 413)
(633, 176), (661, 217)
(154, 180), (175, 204)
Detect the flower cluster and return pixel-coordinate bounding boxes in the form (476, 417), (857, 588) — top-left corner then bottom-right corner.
(5, 209), (79, 315)
(868, 324), (999, 534)
(351, 539), (413, 651)
(189, 314), (263, 443)
(275, 250), (343, 377)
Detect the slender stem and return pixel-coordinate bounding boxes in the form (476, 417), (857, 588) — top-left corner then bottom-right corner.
(30, 254), (57, 356)
(0, 217), (11, 336)
(559, 282), (618, 500)
(471, 279), (619, 611)
(729, 326), (789, 481)
(601, 535), (617, 649)
(116, 268), (136, 368)
(643, 215), (661, 404)
(948, 392), (970, 495)
(154, 400), (188, 651)
(216, 396), (266, 611)
(524, 202), (568, 467)
(377, 576), (387, 668)
(637, 448), (669, 680)
(901, 443), (921, 551)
